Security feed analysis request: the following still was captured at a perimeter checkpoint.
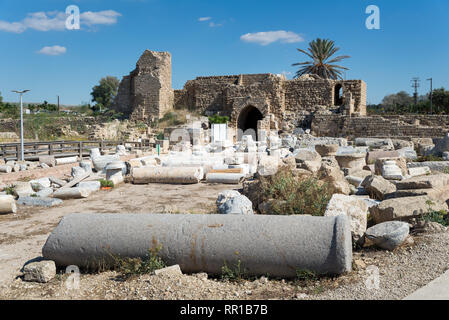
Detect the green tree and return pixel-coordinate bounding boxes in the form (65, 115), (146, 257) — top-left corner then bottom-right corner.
(0, 91), (3, 105)
(292, 38), (350, 80)
(432, 88), (449, 113)
(90, 76), (120, 112)
(381, 91), (414, 111)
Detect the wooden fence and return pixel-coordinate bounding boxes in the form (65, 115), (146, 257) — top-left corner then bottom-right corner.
(0, 140), (152, 161)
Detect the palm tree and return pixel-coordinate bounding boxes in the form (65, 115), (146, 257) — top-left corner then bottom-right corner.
(292, 38), (350, 80)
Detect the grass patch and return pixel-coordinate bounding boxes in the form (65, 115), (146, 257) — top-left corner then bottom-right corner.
(3, 185), (15, 196)
(421, 200), (449, 226)
(417, 155), (444, 162)
(110, 245), (166, 280)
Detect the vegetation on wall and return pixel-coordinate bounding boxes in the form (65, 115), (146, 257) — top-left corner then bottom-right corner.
(208, 114), (229, 124)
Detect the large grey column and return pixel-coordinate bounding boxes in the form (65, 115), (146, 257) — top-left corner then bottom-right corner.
(42, 213), (352, 277)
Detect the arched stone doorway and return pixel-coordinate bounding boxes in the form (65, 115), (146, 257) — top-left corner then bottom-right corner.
(237, 105), (264, 141)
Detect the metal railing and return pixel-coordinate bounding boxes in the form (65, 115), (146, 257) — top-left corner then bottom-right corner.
(0, 140), (152, 161)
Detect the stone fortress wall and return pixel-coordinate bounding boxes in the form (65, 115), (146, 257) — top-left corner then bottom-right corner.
(112, 50), (447, 139)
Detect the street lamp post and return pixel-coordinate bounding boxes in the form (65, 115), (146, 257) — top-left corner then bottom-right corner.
(11, 90), (30, 161)
(427, 78), (433, 114)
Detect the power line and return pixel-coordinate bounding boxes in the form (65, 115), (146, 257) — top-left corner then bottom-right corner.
(411, 77), (420, 105)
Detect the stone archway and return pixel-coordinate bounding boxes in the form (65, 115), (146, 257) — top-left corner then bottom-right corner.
(237, 105), (264, 141)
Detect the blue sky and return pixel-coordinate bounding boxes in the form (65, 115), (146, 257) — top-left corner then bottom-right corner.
(1, 0), (448, 106)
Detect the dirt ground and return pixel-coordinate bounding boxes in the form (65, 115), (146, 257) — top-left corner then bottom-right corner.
(0, 182), (448, 300)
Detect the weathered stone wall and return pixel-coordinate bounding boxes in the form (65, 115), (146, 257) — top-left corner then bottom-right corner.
(283, 79), (366, 115)
(113, 50), (368, 131)
(311, 114), (449, 139)
(112, 50), (174, 122)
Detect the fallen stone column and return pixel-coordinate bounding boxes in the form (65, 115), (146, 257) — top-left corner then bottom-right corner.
(92, 155), (120, 172)
(52, 187), (91, 200)
(132, 167), (204, 184)
(55, 156), (78, 165)
(0, 195), (17, 214)
(42, 213), (352, 277)
(0, 165), (12, 173)
(206, 173), (245, 184)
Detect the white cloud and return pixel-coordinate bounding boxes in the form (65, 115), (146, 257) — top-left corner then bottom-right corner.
(0, 21), (26, 33)
(240, 30), (304, 46)
(38, 45), (67, 56)
(81, 10), (122, 26)
(209, 22), (223, 28)
(198, 17), (212, 22)
(0, 10), (121, 33)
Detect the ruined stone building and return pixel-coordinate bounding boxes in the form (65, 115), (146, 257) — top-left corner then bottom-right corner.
(113, 50), (367, 140)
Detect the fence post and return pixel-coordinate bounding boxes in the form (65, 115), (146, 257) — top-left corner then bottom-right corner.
(16, 145), (19, 161)
(79, 141), (83, 159)
(49, 143), (54, 156)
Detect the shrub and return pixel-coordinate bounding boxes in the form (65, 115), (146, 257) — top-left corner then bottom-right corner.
(111, 245), (166, 280)
(257, 168), (333, 216)
(208, 115), (229, 124)
(221, 251), (247, 282)
(3, 185), (15, 196)
(99, 179), (114, 188)
(156, 132), (165, 140)
(423, 200), (449, 226)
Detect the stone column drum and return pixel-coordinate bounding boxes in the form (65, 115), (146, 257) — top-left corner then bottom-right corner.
(42, 213), (353, 277)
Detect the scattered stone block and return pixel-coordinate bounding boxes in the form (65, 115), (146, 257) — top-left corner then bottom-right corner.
(366, 150), (400, 165)
(55, 156), (78, 165)
(375, 157), (408, 176)
(77, 181), (101, 192)
(23, 260), (56, 283)
(315, 144), (339, 157)
(0, 165), (12, 173)
(36, 188), (54, 198)
(369, 195), (448, 224)
(18, 197), (63, 207)
(52, 187), (92, 200)
(132, 166), (203, 184)
(396, 174), (449, 190)
(324, 194), (368, 242)
(48, 176), (67, 187)
(216, 190), (253, 215)
(408, 166), (431, 177)
(381, 160), (403, 180)
(39, 156), (56, 167)
(257, 156), (280, 176)
(0, 195), (17, 214)
(361, 175), (396, 201)
(365, 221), (410, 251)
(13, 181), (34, 198)
(154, 264), (182, 276)
(30, 178), (51, 192)
(335, 153), (366, 175)
(295, 150), (322, 173)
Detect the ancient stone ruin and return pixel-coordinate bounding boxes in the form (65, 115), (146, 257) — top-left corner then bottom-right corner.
(113, 50), (367, 139)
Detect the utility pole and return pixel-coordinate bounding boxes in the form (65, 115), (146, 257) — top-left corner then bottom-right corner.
(411, 77), (420, 106)
(57, 95), (60, 112)
(11, 89), (30, 161)
(427, 78), (433, 114)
